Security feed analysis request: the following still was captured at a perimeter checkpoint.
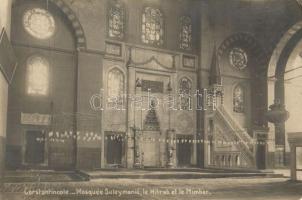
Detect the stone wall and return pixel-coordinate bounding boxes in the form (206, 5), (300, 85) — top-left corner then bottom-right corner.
(6, 0), (302, 170)
(199, 0), (302, 169)
(7, 0), (201, 170)
(65, 0), (201, 53)
(0, 72), (8, 180)
(200, 0), (302, 124)
(0, 0), (12, 182)
(7, 0), (77, 170)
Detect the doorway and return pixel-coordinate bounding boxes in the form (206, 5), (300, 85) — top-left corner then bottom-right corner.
(105, 132), (124, 167)
(176, 135), (193, 167)
(25, 130), (45, 165)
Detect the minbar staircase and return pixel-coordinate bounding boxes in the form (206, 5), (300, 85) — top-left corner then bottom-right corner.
(214, 106), (256, 168)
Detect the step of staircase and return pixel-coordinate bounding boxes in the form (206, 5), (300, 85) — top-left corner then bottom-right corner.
(81, 169), (286, 180)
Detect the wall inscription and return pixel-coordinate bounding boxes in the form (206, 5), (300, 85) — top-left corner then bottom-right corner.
(141, 80), (164, 93)
(21, 113), (51, 126)
(105, 42), (122, 56)
(183, 55), (195, 68)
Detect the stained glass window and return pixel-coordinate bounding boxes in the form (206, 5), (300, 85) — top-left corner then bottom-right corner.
(229, 48), (248, 70)
(27, 56), (49, 95)
(108, 0), (125, 39)
(179, 77), (192, 110)
(179, 16), (192, 50)
(142, 7), (164, 46)
(108, 68), (124, 104)
(233, 85), (245, 113)
(23, 8), (55, 39)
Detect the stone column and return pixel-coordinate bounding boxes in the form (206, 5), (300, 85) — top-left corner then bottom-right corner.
(287, 132), (302, 181)
(126, 55), (137, 168)
(133, 128), (142, 168)
(166, 129), (175, 168)
(76, 51), (103, 169)
(266, 100), (289, 168)
(289, 144), (296, 180)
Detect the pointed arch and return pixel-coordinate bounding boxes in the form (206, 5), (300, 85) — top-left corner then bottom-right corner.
(217, 32), (268, 70)
(14, 0), (87, 49)
(107, 67), (125, 104)
(267, 21), (302, 104)
(49, 0), (86, 49)
(218, 33), (269, 127)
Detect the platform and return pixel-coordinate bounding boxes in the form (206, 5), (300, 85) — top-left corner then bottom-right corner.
(3, 168), (287, 183)
(81, 168), (286, 180)
(3, 170), (86, 183)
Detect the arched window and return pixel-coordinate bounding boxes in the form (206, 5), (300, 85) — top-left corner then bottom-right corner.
(27, 56), (49, 96)
(179, 77), (192, 110)
(108, 0), (125, 39)
(233, 84), (245, 113)
(179, 16), (192, 50)
(108, 68), (124, 104)
(141, 7), (164, 46)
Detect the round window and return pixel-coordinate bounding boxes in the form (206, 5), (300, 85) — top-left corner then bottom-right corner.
(23, 8), (55, 39)
(229, 47), (248, 70)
